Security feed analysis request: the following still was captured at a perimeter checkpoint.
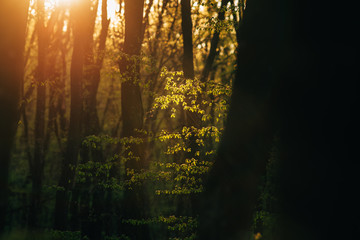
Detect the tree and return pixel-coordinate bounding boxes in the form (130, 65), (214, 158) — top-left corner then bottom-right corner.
(82, 0), (110, 139)
(180, 0), (195, 81)
(120, 0), (145, 140)
(0, 0), (29, 233)
(77, 1), (110, 238)
(200, 0), (230, 84)
(0, 0), (242, 238)
(199, 0), (360, 239)
(118, 0), (149, 239)
(28, 0), (47, 231)
(54, 0), (90, 230)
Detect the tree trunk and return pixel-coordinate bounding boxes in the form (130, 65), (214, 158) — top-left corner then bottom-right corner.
(78, 1), (110, 238)
(181, 0), (195, 80)
(119, 1), (149, 239)
(180, 0), (201, 135)
(200, 0), (230, 83)
(28, 0), (46, 231)
(199, 0), (360, 239)
(0, 0), (28, 233)
(198, 0), (283, 238)
(54, 0), (88, 230)
(120, 0), (145, 139)
(179, 0), (202, 217)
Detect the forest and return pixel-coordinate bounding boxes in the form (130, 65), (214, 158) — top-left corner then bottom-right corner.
(0, 0), (359, 240)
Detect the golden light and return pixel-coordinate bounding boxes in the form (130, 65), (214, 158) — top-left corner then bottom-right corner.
(53, 0), (73, 7)
(106, 0), (119, 20)
(43, 0), (119, 19)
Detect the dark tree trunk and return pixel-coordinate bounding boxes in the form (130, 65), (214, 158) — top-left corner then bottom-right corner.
(180, 0), (201, 133)
(81, 0), (109, 139)
(179, 0), (202, 217)
(78, 1), (110, 238)
(199, 0), (360, 239)
(0, 0), (28, 233)
(200, 0), (230, 83)
(54, 0), (89, 230)
(119, 1), (149, 239)
(82, 0), (104, 138)
(28, 0), (46, 231)
(180, 0), (201, 145)
(180, 0), (195, 80)
(199, 0), (290, 238)
(71, 2), (98, 233)
(120, 0), (145, 139)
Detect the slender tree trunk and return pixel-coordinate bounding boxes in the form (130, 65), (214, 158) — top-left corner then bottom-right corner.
(201, 0), (231, 166)
(179, 0), (202, 217)
(200, 0), (230, 83)
(78, 1), (110, 238)
(119, 1), (149, 239)
(82, 0), (109, 138)
(44, 10), (63, 155)
(120, 0), (145, 139)
(0, 0), (28, 233)
(181, 0), (201, 132)
(180, 0), (201, 145)
(70, 1), (98, 233)
(82, 0), (101, 137)
(56, 22), (70, 154)
(28, 0), (46, 231)
(181, 0), (195, 80)
(54, 0), (88, 230)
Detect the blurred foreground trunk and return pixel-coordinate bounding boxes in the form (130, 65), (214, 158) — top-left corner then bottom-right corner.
(0, 0), (28, 233)
(199, 0), (359, 239)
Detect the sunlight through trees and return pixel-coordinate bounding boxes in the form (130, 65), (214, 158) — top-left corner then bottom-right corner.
(1, 0), (358, 240)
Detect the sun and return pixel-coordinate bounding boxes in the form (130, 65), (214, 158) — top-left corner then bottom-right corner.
(106, 0), (119, 20)
(53, 0), (73, 6)
(45, 0), (118, 19)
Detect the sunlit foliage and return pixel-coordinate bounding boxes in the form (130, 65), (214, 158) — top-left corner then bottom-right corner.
(5, 0), (240, 239)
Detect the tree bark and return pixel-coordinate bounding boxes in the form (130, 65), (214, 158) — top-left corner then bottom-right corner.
(198, 0), (286, 238)
(27, 0), (47, 231)
(179, 0), (204, 219)
(78, 1), (110, 238)
(200, 0), (230, 83)
(0, 0), (28, 233)
(199, 0), (360, 239)
(54, 0), (89, 230)
(119, 1), (149, 239)
(181, 0), (195, 80)
(181, 0), (202, 131)
(120, 0), (145, 139)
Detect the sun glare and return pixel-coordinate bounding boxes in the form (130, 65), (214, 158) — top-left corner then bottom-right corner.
(107, 0), (119, 20)
(54, 0), (73, 6)
(44, 0), (119, 19)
